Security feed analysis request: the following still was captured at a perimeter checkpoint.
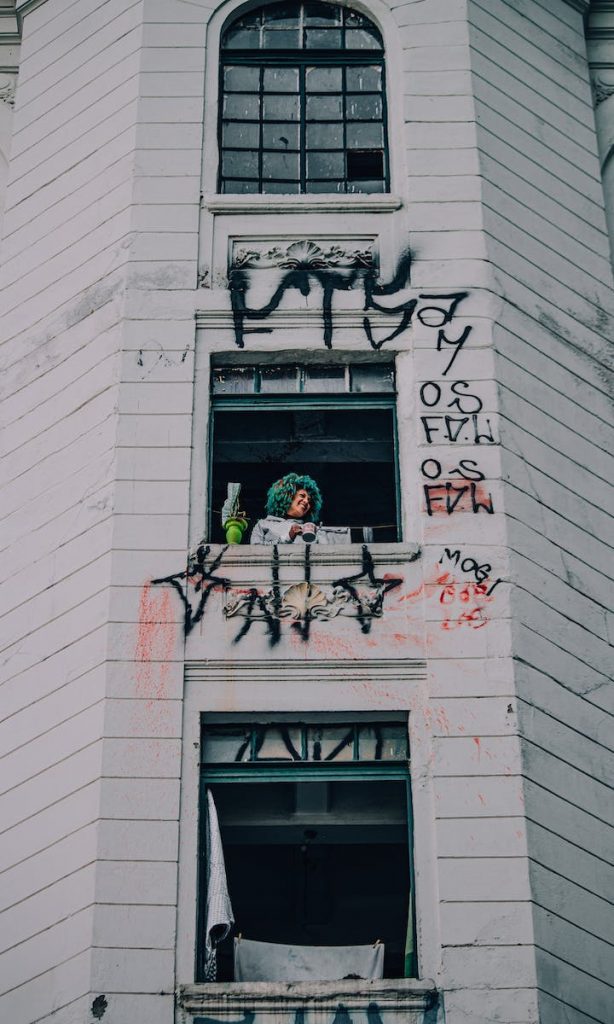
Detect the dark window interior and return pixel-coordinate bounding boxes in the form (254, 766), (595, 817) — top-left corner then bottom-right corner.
(209, 779), (410, 980)
(198, 720), (413, 983)
(209, 361), (399, 543)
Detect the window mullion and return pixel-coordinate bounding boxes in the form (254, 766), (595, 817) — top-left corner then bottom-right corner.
(299, 63), (307, 193)
(258, 64), (264, 191)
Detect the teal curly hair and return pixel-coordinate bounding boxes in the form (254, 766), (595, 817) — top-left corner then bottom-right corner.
(265, 473), (323, 522)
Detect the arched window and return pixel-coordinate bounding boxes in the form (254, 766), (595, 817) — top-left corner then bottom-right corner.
(219, 1), (388, 194)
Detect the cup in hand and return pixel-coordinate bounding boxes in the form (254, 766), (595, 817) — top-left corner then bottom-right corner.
(301, 523), (318, 543)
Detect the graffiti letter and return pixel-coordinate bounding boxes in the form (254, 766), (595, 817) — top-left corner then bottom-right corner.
(448, 381), (483, 413)
(437, 323), (472, 376)
(471, 483), (495, 513)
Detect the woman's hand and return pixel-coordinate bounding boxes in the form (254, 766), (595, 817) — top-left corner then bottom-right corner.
(289, 524), (303, 541)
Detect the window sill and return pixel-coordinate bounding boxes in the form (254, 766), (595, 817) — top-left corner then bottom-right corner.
(202, 542), (421, 567)
(203, 193), (403, 215)
(179, 978), (437, 1015)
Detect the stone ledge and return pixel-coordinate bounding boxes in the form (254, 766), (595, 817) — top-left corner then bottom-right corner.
(203, 194), (404, 216)
(199, 543), (421, 568)
(179, 979), (438, 1015)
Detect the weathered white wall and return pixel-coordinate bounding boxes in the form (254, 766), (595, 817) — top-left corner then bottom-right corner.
(468, 2), (614, 1022)
(1, 0), (612, 1023)
(0, 0), (143, 1019)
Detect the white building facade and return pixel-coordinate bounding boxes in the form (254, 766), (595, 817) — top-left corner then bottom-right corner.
(1, 1), (613, 1023)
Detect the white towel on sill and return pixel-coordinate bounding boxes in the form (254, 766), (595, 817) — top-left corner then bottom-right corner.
(234, 937), (384, 982)
(204, 789), (234, 979)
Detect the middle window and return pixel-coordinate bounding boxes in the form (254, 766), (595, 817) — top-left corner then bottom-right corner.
(219, 1), (389, 195)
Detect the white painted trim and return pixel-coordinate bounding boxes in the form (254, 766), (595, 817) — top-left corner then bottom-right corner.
(203, 195), (404, 215)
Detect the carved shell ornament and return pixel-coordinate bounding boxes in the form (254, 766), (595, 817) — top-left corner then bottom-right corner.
(232, 240), (375, 271)
(278, 581), (330, 620)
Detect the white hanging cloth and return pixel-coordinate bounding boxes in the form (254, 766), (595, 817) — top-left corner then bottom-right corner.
(204, 789), (234, 979)
(234, 937), (384, 982)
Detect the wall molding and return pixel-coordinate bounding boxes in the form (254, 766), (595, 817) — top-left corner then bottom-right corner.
(185, 658), (427, 685)
(203, 194), (403, 216)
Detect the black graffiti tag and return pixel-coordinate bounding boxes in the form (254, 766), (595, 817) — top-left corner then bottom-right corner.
(152, 544), (230, 636)
(228, 246), (469, 351)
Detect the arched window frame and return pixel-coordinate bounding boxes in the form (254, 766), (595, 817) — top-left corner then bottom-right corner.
(200, 0), (407, 201)
(218, 1), (389, 195)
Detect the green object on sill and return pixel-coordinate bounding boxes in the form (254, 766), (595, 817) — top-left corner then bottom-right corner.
(224, 517), (248, 544)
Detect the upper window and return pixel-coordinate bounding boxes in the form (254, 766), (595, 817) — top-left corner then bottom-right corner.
(208, 358), (400, 542)
(219, 1), (389, 194)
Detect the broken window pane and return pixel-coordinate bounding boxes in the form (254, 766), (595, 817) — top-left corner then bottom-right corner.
(346, 149), (384, 180)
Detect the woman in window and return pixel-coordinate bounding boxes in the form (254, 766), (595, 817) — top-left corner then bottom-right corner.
(250, 472), (349, 544)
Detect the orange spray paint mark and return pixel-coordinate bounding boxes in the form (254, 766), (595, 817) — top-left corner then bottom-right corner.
(135, 582), (177, 702)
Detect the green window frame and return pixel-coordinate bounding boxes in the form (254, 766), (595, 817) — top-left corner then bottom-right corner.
(197, 719), (417, 982)
(208, 360), (402, 542)
(219, 1), (389, 195)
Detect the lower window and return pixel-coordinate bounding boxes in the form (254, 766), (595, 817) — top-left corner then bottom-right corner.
(197, 717), (415, 982)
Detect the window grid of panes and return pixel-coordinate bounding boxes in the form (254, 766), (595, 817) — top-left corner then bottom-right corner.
(211, 362), (395, 395)
(220, 2), (388, 195)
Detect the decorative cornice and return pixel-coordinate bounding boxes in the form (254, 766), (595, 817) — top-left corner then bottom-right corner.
(195, 308), (411, 331)
(0, 73), (16, 104)
(232, 239), (375, 271)
(185, 658), (427, 685)
(592, 72), (614, 105)
(203, 193), (403, 215)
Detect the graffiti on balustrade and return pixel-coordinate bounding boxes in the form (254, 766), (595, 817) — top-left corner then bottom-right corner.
(421, 458), (495, 516)
(152, 544), (402, 646)
(152, 544), (231, 637)
(228, 240), (470, 351)
(226, 544), (403, 644)
(194, 996), (439, 1024)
